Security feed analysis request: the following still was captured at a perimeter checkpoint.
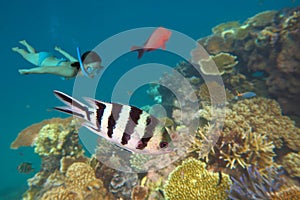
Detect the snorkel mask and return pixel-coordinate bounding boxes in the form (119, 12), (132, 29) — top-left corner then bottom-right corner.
(77, 47), (102, 78)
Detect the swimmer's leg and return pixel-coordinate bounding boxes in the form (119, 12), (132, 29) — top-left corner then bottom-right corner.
(18, 67), (48, 75)
(19, 40), (36, 53)
(12, 47), (39, 66)
(18, 66), (67, 77)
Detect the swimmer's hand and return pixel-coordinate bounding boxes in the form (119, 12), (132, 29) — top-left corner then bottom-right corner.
(18, 69), (29, 75)
(54, 46), (62, 51)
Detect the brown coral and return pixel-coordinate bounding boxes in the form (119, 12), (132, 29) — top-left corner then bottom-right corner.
(163, 158), (231, 200)
(197, 81), (234, 103)
(281, 152), (300, 178)
(191, 97), (300, 172)
(246, 10), (277, 28)
(192, 49), (238, 75)
(41, 162), (114, 200)
(197, 7), (300, 116)
(10, 117), (73, 149)
(131, 185), (149, 200)
(33, 119), (83, 157)
(270, 185), (300, 200)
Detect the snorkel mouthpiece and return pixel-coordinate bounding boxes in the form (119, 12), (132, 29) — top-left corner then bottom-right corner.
(77, 47), (91, 78)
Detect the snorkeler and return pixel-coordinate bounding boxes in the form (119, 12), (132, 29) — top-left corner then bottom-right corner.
(12, 40), (103, 79)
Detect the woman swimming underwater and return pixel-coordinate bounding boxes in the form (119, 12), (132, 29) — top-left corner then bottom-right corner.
(13, 40), (103, 79)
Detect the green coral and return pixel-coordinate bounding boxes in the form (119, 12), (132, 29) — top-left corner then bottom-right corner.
(164, 158), (231, 200)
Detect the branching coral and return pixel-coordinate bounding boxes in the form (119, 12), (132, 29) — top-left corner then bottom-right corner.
(191, 97), (300, 171)
(270, 185), (300, 200)
(163, 158), (231, 200)
(229, 165), (282, 200)
(230, 165), (300, 200)
(281, 152), (300, 178)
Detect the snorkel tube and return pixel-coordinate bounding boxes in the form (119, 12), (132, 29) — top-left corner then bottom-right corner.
(77, 47), (91, 78)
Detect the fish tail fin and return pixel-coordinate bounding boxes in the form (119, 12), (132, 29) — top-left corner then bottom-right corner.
(53, 90), (92, 121)
(130, 46), (145, 59)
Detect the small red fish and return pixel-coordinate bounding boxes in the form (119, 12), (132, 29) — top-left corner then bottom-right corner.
(131, 27), (172, 59)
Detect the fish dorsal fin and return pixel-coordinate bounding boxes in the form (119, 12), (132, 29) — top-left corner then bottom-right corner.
(83, 97), (107, 109)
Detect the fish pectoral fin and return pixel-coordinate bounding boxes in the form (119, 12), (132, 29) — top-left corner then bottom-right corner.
(130, 46), (143, 51)
(130, 46), (145, 59)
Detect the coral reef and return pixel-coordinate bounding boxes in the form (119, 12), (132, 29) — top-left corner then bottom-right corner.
(163, 158), (231, 200)
(196, 81), (234, 103)
(199, 7), (300, 116)
(11, 117), (73, 149)
(281, 152), (300, 178)
(131, 185), (149, 200)
(93, 159), (140, 199)
(229, 165), (282, 200)
(109, 170), (139, 199)
(40, 162), (114, 200)
(199, 52), (238, 75)
(270, 186), (300, 200)
(192, 97), (285, 171)
(34, 121), (83, 157)
(191, 46), (238, 75)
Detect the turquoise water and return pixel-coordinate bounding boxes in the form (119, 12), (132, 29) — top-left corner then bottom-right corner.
(0, 0), (298, 199)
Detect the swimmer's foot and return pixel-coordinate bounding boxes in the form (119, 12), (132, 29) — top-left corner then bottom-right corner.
(18, 69), (30, 75)
(19, 40), (27, 45)
(12, 47), (20, 52)
(19, 40), (35, 53)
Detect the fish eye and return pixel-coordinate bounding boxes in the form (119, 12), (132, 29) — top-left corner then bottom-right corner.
(159, 141), (168, 148)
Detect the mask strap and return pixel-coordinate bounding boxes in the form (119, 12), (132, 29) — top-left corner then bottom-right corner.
(77, 47), (91, 78)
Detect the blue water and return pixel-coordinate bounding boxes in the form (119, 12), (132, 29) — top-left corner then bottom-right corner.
(0, 0), (298, 199)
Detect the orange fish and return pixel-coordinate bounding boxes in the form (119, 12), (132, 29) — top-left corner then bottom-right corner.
(131, 27), (172, 59)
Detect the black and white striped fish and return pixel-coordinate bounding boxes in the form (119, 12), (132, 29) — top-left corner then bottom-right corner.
(53, 90), (172, 155)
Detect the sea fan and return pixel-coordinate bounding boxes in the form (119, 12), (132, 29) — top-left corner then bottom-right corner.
(229, 166), (282, 200)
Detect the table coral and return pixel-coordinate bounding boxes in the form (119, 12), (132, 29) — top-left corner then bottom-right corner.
(192, 48), (238, 76)
(10, 117), (73, 149)
(163, 158), (231, 200)
(246, 10), (277, 28)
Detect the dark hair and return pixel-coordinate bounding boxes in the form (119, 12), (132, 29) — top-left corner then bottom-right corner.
(81, 51), (102, 64)
(71, 51), (101, 69)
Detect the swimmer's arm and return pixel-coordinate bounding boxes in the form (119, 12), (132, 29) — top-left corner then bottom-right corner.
(54, 46), (77, 62)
